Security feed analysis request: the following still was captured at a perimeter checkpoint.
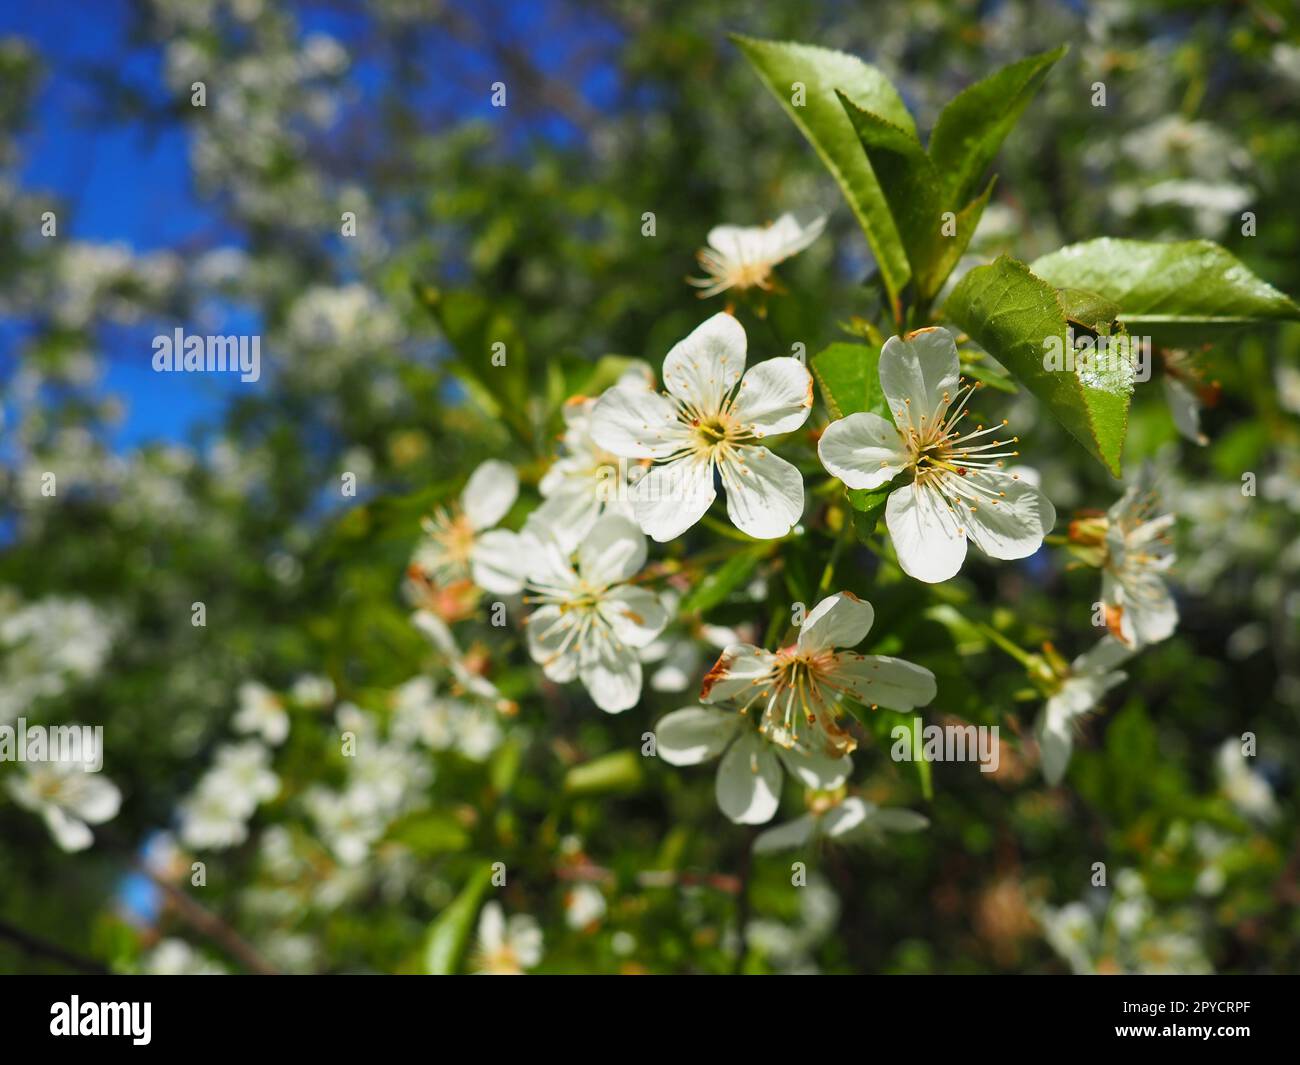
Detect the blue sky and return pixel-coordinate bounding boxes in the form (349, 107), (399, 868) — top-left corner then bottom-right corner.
(0, 2), (620, 450)
(1, 0), (237, 447)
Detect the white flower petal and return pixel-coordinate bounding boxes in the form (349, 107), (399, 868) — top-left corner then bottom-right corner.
(579, 641), (643, 714)
(730, 358), (813, 438)
(589, 385), (687, 459)
(44, 807), (93, 852)
(647, 638), (700, 693)
(831, 654), (937, 711)
(1108, 572), (1178, 648)
(762, 212), (826, 261)
(1050, 669), (1125, 720)
(507, 915), (544, 968)
(870, 807), (930, 834)
(661, 313), (746, 413)
(518, 521), (579, 587)
(462, 460), (519, 531)
(76, 777), (122, 823)
(1163, 376), (1207, 445)
(525, 605), (579, 683)
(797, 592), (874, 653)
(715, 729), (783, 824)
(470, 529), (529, 595)
(753, 813), (818, 854)
(578, 514), (646, 587)
(1071, 635), (1133, 676)
(700, 644), (776, 704)
(631, 454), (716, 542)
(879, 328), (960, 435)
(600, 586), (669, 648)
(776, 744), (853, 790)
(654, 706), (741, 765)
(412, 609), (456, 655)
(532, 490), (603, 554)
(1037, 708), (1074, 786)
(478, 901), (506, 951)
(822, 797), (873, 838)
(719, 445), (803, 539)
(885, 481), (967, 583)
(962, 471), (1056, 561)
(818, 412), (910, 490)
(706, 224), (764, 263)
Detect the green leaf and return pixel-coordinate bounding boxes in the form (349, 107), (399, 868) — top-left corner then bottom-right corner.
(810, 341), (884, 418)
(1057, 287), (1122, 336)
(422, 865), (493, 974)
(388, 811), (471, 856)
(837, 94), (993, 304)
(680, 544), (769, 613)
(958, 357), (1018, 394)
(945, 255), (1132, 476)
(1030, 238), (1300, 346)
(564, 750), (645, 796)
(733, 36), (913, 308)
(569, 354), (647, 398)
(928, 46), (1068, 207)
(489, 734), (525, 796)
(846, 485), (891, 539)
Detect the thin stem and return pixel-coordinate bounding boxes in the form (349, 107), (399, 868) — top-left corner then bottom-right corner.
(137, 863), (279, 975)
(816, 509), (854, 597)
(0, 916), (109, 974)
(975, 621), (1039, 670)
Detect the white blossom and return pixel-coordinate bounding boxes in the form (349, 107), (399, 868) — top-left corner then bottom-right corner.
(532, 363), (653, 552)
(1216, 738), (1277, 823)
(523, 514), (667, 713)
(473, 901), (542, 974)
(1036, 637), (1132, 785)
(6, 759), (121, 852)
(819, 327), (1055, 583)
(753, 796), (928, 853)
(233, 680), (289, 745)
(688, 213), (825, 298)
(590, 313), (813, 541)
(413, 459), (530, 595)
(656, 593), (934, 824)
(1100, 465), (1178, 648)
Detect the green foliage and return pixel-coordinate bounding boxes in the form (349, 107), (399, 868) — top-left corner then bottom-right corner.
(423, 866), (493, 975)
(945, 255), (1133, 476)
(735, 36), (913, 309)
(838, 92), (994, 306)
(3, 0), (1299, 980)
(809, 341), (884, 417)
(1031, 238), (1300, 346)
(679, 544), (771, 614)
(927, 47), (1067, 208)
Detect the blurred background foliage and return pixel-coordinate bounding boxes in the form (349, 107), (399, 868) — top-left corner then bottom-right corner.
(0, 0), (1298, 974)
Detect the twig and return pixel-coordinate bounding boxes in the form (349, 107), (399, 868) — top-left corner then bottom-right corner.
(0, 916), (109, 974)
(137, 864), (280, 975)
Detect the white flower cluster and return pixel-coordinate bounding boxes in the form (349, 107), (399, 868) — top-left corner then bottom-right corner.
(1036, 464), (1181, 784)
(178, 741), (280, 850)
(1039, 869), (1212, 975)
(0, 592), (117, 724)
